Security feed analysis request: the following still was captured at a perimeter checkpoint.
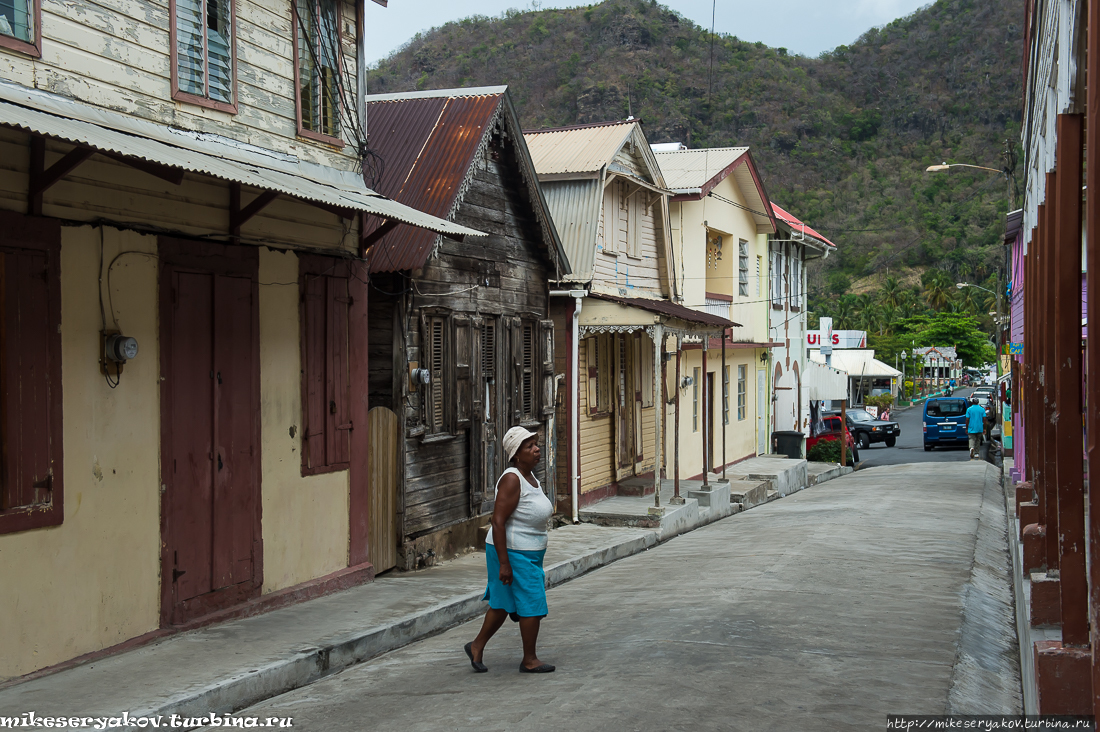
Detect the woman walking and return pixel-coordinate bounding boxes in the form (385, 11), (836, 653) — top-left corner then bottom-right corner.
(464, 426), (556, 673)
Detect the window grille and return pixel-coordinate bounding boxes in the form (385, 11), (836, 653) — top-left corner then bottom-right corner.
(521, 322), (535, 418)
(738, 239), (749, 297)
(737, 365), (747, 421)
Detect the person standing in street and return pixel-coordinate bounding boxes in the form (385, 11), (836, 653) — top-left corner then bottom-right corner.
(966, 395), (986, 459)
(465, 427), (556, 674)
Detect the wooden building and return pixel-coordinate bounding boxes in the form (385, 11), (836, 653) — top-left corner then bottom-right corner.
(523, 121), (733, 519)
(0, 0), (477, 681)
(362, 87), (568, 569)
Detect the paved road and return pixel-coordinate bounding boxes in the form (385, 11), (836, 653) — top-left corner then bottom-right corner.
(858, 388), (989, 469)
(236, 462), (1019, 730)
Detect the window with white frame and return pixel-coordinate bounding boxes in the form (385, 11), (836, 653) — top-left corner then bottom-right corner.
(722, 365), (730, 425)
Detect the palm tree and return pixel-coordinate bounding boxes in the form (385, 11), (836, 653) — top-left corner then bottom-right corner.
(879, 276), (902, 309)
(834, 300), (854, 329)
(923, 271), (955, 312)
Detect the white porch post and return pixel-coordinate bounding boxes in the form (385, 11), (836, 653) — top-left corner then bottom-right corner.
(652, 323), (664, 508)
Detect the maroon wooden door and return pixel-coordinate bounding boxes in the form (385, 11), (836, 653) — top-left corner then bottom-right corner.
(160, 241), (260, 626)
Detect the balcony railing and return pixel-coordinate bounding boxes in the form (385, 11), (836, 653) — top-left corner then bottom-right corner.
(704, 296), (731, 320)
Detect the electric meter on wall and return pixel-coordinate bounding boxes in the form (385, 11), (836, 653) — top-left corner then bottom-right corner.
(105, 334), (139, 363)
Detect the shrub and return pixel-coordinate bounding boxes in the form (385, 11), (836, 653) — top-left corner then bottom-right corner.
(864, 394), (894, 412)
(807, 437), (855, 464)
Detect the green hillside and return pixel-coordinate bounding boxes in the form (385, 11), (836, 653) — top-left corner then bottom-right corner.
(370, 0), (1021, 314)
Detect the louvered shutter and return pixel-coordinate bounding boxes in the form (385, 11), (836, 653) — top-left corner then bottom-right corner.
(176, 0), (206, 96)
(428, 316), (446, 433)
(586, 336), (599, 415)
(510, 317), (523, 423)
(207, 0), (233, 104)
(539, 320), (555, 417)
(454, 315), (472, 430)
(468, 317), (484, 513)
(2, 250), (55, 510)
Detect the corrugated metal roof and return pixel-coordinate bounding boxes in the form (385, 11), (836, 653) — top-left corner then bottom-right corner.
(771, 202), (836, 249)
(589, 292), (739, 328)
(0, 80), (482, 241)
(653, 147), (748, 192)
(364, 93), (502, 271)
(540, 179), (601, 281)
(809, 350), (902, 377)
(363, 87), (569, 275)
(656, 147), (775, 231)
(523, 121), (635, 176)
(1004, 208), (1023, 243)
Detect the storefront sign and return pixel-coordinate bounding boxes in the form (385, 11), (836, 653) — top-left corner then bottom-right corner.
(807, 330), (867, 349)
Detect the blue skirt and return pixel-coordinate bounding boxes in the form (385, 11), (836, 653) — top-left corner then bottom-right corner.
(483, 544), (548, 620)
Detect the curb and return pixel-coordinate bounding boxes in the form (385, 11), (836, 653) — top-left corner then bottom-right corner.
(131, 532), (662, 718)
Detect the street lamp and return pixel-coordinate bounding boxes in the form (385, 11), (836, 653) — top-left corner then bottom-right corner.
(926, 162), (1005, 174)
(957, 282), (1003, 382)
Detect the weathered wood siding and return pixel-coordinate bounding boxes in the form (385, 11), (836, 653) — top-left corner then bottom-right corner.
(592, 178), (665, 297)
(5, 0), (360, 171)
(399, 128), (554, 540)
(0, 128), (355, 252)
(550, 300), (571, 510)
(367, 274), (397, 410)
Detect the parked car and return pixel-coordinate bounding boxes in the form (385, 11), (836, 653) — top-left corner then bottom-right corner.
(826, 408), (901, 449)
(923, 397), (972, 451)
(807, 414), (859, 463)
(971, 386), (995, 402)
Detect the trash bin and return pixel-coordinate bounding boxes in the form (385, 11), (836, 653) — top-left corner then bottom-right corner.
(771, 430), (804, 460)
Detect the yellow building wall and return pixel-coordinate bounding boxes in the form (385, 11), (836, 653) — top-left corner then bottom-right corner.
(0, 225), (162, 681)
(669, 176), (770, 344)
(0, 233), (355, 681)
(258, 247), (349, 593)
(664, 348), (760, 479)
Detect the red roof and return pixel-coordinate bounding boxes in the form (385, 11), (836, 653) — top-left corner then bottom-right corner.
(770, 203), (836, 249)
(363, 92), (504, 273)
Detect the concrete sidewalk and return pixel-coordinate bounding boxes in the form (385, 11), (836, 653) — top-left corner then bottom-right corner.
(0, 461), (853, 720)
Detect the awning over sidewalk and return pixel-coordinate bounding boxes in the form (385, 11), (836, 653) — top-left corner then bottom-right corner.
(585, 291), (739, 333)
(0, 80), (483, 241)
(804, 360), (848, 400)
(809, 349), (901, 378)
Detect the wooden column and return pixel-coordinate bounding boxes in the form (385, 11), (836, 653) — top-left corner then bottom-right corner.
(1088, 0), (1100, 708)
(653, 324), (664, 508)
(1053, 114), (1087, 645)
(721, 328), (727, 479)
(1042, 174), (1061, 572)
(674, 339), (682, 501)
(701, 345), (709, 487)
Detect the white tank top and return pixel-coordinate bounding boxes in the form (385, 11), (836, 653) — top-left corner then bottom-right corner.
(484, 468), (553, 551)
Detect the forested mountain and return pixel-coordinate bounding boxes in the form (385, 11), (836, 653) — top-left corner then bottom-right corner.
(369, 0), (1022, 308)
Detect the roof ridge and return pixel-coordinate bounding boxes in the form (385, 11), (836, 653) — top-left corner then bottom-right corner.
(524, 118), (638, 135)
(365, 86), (508, 103)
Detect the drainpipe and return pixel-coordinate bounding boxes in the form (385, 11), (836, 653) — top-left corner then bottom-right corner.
(550, 289), (587, 523)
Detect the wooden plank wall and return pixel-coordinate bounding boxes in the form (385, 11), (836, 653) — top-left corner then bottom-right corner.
(7, 0), (359, 171)
(592, 178), (664, 297)
(550, 302), (571, 509)
(578, 338), (614, 494)
(400, 126), (554, 540)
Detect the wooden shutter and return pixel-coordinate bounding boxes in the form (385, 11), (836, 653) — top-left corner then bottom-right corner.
(539, 319), (555, 417)
(302, 273), (327, 471)
(327, 275), (351, 466)
(454, 315), (472, 430)
(428, 315), (446, 433)
(301, 266), (350, 474)
(586, 336), (600, 415)
(468, 317), (484, 513)
(2, 250), (54, 510)
(628, 188), (642, 258)
(509, 317), (523, 423)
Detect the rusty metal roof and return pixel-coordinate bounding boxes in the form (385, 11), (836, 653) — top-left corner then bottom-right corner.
(363, 87), (568, 275)
(588, 292), (740, 328)
(0, 79), (484, 241)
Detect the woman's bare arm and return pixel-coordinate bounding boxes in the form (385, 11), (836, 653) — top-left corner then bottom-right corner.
(491, 473), (521, 584)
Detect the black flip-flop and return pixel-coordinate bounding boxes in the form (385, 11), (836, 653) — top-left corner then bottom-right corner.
(464, 642), (488, 673)
(519, 663), (555, 673)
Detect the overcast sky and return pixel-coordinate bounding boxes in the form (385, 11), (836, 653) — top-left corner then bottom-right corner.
(364, 0), (934, 65)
